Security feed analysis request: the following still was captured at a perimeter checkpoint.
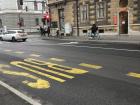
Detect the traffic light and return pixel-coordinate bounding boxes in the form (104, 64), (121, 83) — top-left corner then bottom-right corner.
(43, 12), (50, 23)
(46, 15), (50, 23)
(20, 0), (23, 5)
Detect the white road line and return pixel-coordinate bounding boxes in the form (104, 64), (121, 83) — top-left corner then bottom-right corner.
(69, 42), (79, 44)
(50, 58), (65, 62)
(30, 54), (41, 57)
(0, 80), (42, 105)
(61, 45), (140, 52)
(58, 42), (78, 45)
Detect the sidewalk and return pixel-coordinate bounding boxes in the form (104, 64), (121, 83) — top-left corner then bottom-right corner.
(28, 32), (140, 44)
(40, 34), (140, 44)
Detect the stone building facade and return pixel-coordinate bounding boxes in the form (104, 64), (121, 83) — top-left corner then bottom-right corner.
(0, 0), (46, 32)
(48, 0), (140, 36)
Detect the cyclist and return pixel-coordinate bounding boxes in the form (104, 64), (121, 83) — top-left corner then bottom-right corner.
(91, 23), (98, 38)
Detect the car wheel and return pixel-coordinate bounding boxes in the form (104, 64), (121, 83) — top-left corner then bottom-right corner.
(0, 37), (3, 41)
(12, 37), (16, 42)
(22, 39), (26, 42)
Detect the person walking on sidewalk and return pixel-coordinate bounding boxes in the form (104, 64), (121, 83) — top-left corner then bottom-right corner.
(47, 26), (50, 37)
(56, 28), (59, 38)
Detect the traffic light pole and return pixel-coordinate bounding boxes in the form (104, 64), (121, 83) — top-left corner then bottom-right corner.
(18, 0), (23, 28)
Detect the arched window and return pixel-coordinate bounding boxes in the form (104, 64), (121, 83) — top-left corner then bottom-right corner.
(119, 0), (128, 7)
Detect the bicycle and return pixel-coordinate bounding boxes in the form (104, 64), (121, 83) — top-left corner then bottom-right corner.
(87, 30), (100, 40)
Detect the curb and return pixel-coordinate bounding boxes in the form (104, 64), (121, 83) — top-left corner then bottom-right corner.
(42, 37), (140, 45)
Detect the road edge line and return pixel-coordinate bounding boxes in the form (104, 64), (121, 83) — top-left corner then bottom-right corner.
(0, 80), (42, 105)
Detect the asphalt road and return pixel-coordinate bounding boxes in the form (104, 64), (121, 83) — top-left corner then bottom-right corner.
(0, 37), (140, 105)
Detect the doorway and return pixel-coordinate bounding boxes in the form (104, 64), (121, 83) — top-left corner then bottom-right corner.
(119, 11), (128, 34)
(58, 8), (65, 31)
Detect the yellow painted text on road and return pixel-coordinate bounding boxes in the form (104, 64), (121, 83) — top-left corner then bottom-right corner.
(24, 58), (88, 74)
(12, 60), (74, 79)
(127, 72), (140, 78)
(79, 63), (103, 69)
(11, 61), (65, 82)
(0, 64), (50, 89)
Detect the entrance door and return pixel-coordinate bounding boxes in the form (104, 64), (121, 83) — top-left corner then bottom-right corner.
(119, 11), (128, 34)
(58, 9), (65, 31)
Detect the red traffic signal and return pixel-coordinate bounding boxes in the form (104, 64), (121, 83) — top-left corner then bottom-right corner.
(43, 13), (50, 21)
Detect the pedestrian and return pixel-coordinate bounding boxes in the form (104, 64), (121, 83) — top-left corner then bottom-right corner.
(47, 26), (50, 37)
(91, 23), (98, 38)
(56, 28), (59, 38)
(39, 26), (45, 36)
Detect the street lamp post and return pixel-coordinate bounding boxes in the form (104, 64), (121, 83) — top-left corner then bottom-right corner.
(75, 0), (79, 36)
(76, 0), (79, 36)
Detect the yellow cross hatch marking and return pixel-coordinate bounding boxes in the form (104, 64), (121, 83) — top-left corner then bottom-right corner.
(24, 58), (88, 74)
(79, 63), (103, 69)
(17, 60), (74, 79)
(10, 61), (65, 83)
(127, 72), (140, 78)
(49, 58), (65, 62)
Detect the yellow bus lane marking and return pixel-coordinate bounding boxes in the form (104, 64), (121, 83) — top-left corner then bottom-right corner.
(4, 49), (12, 52)
(49, 58), (65, 62)
(11, 61), (65, 83)
(14, 51), (24, 54)
(30, 54), (41, 57)
(0, 58), (91, 90)
(127, 72), (140, 78)
(24, 58), (88, 74)
(0, 64), (50, 89)
(79, 63), (103, 70)
(12, 60), (74, 79)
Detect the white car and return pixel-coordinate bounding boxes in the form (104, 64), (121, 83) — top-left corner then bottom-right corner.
(0, 30), (28, 42)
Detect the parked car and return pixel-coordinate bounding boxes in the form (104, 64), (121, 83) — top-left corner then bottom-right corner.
(0, 30), (28, 42)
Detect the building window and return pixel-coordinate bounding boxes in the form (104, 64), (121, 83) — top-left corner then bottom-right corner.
(35, 18), (39, 25)
(34, 1), (38, 11)
(96, 1), (106, 19)
(42, 1), (46, 11)
(80, 4), (89, 22)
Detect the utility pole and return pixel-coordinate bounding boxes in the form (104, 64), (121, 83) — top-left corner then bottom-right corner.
(18, 0), (23, 28)
(76, 0), (79, 36)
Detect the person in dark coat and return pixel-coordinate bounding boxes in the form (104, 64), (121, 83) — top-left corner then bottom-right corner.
(40, 26), (45, 36)
(56, 28), (59, 38)
(47, 26), (50, 37)
(91, 23), (98, 37)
